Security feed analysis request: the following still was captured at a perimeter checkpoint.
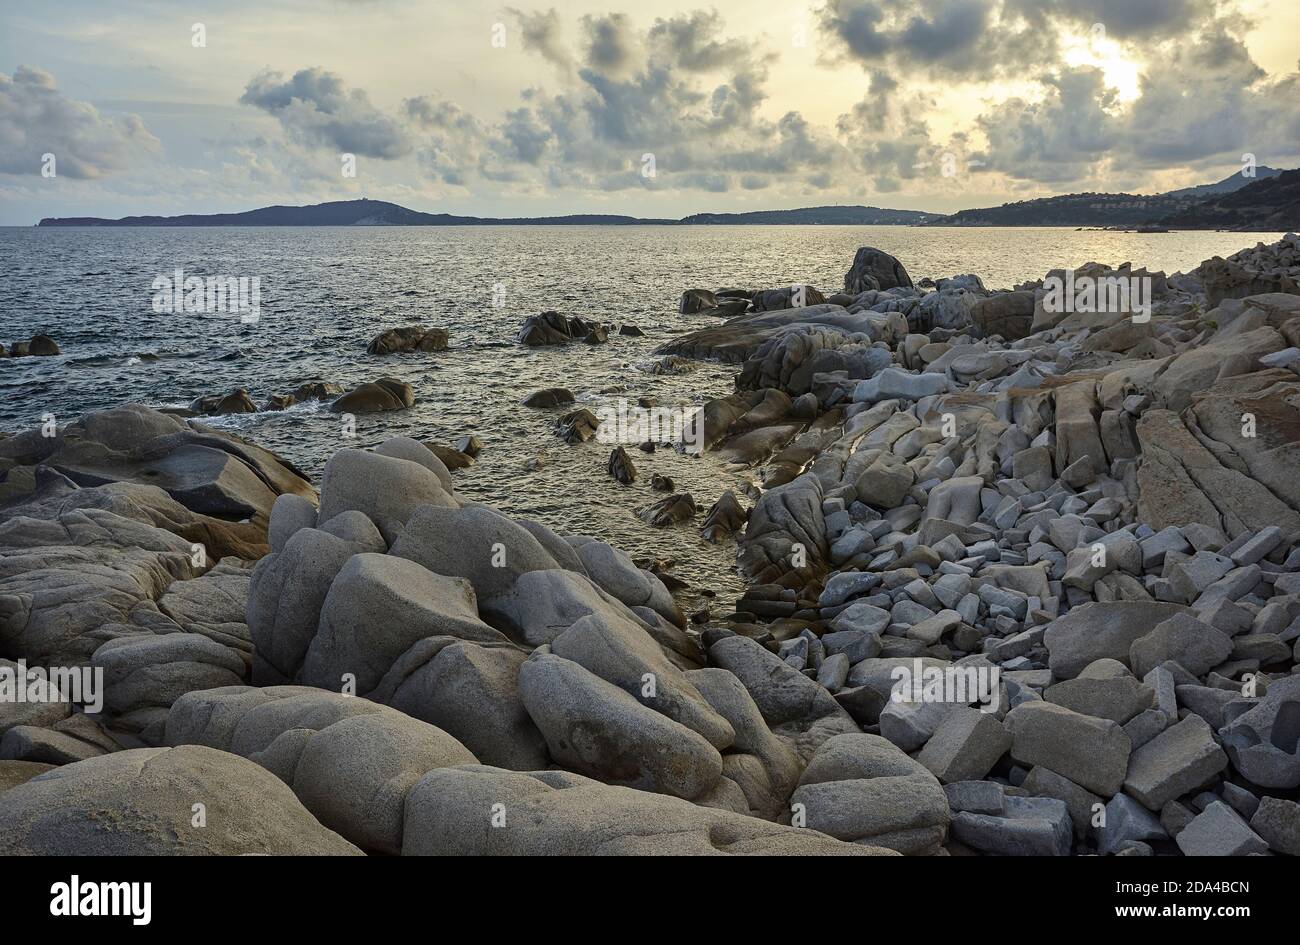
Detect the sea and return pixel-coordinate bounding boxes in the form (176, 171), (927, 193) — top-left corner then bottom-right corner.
(0, 225), (1285, 602)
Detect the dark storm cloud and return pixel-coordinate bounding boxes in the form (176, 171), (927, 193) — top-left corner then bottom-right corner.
(0, 65), (160, 178)
(240, 67), (411, 158)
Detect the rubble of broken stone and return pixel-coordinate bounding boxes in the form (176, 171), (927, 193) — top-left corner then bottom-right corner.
(651, 233), (1300, 855)
(2, 234), (1300, 856)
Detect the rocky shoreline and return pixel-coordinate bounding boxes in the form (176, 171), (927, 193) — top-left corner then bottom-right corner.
(2, 234), (1300, 855)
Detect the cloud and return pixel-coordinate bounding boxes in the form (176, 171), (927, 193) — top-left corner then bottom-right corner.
(646, 10), (753, 71)
(240, 67), (411, 158)
(509, 7), (575, 76)
(0, 65), (161, 178)
(973, 66), (1121, 183)
(966, 21), (1300, 185)
(581, 13), (641, 80)
(1005, 0), (1217, 40)
(405, 9), (846, 196)
(817, 0), (1055, 79)
(837, 70), (957, 191)
(22, 3), (1295, 217)
(1115, 22), (1287, 167)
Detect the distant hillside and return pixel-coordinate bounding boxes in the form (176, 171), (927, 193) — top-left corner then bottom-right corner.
(38, 198), (932, 228)
(1157, 168), (1300, 231)
(1163, 166), (1281, 200)
(679, 205), (937, 225)
(926, 167), (1290, 228)
(926, 192), (1194, 227)
(38, 199), (674, 227)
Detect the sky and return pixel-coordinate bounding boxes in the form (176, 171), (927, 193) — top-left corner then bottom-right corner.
(1, 0), (1298, 224)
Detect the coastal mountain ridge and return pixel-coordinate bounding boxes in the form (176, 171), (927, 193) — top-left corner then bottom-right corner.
(36, 200), (935, 228)
(676, 205), (939, 225)
(35, 167), (1296, 229)
(1160, 167), (1300, 230)
(925, 167), (1287, 228)
(36, 200), (677, 227)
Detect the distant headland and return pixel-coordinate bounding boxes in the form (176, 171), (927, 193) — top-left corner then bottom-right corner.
(34, 166), (1298, 230)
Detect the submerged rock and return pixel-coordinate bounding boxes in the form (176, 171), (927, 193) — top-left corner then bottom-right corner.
(679, 288), (718, 314)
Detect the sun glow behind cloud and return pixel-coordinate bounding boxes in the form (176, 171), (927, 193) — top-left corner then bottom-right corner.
(1060, 29), (1142, 104)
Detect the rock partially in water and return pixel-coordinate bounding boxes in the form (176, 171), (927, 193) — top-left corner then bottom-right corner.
(522, 387), (575, 408)
(291, 380), (344, 401)
(330, 377), (415, 413)
(517, 311), (604, 346)
(637, 354), (696, 375)
(425, 441), (474, 469)
(845, 247), (913, 293)
(637, 492), (697, 527)
(702, 489), (748, 543)
(678, 288), (717, 314)
(5, 334), (60, 357)
(555, 407), (600, 444)
(264, 393), (296, 411)
(607, 446), (637, 484)
(189, 388), (258, 416)
(454, 434), (483, 458)
(366, 325), (448, 354)
(0, 402), (313, 522)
